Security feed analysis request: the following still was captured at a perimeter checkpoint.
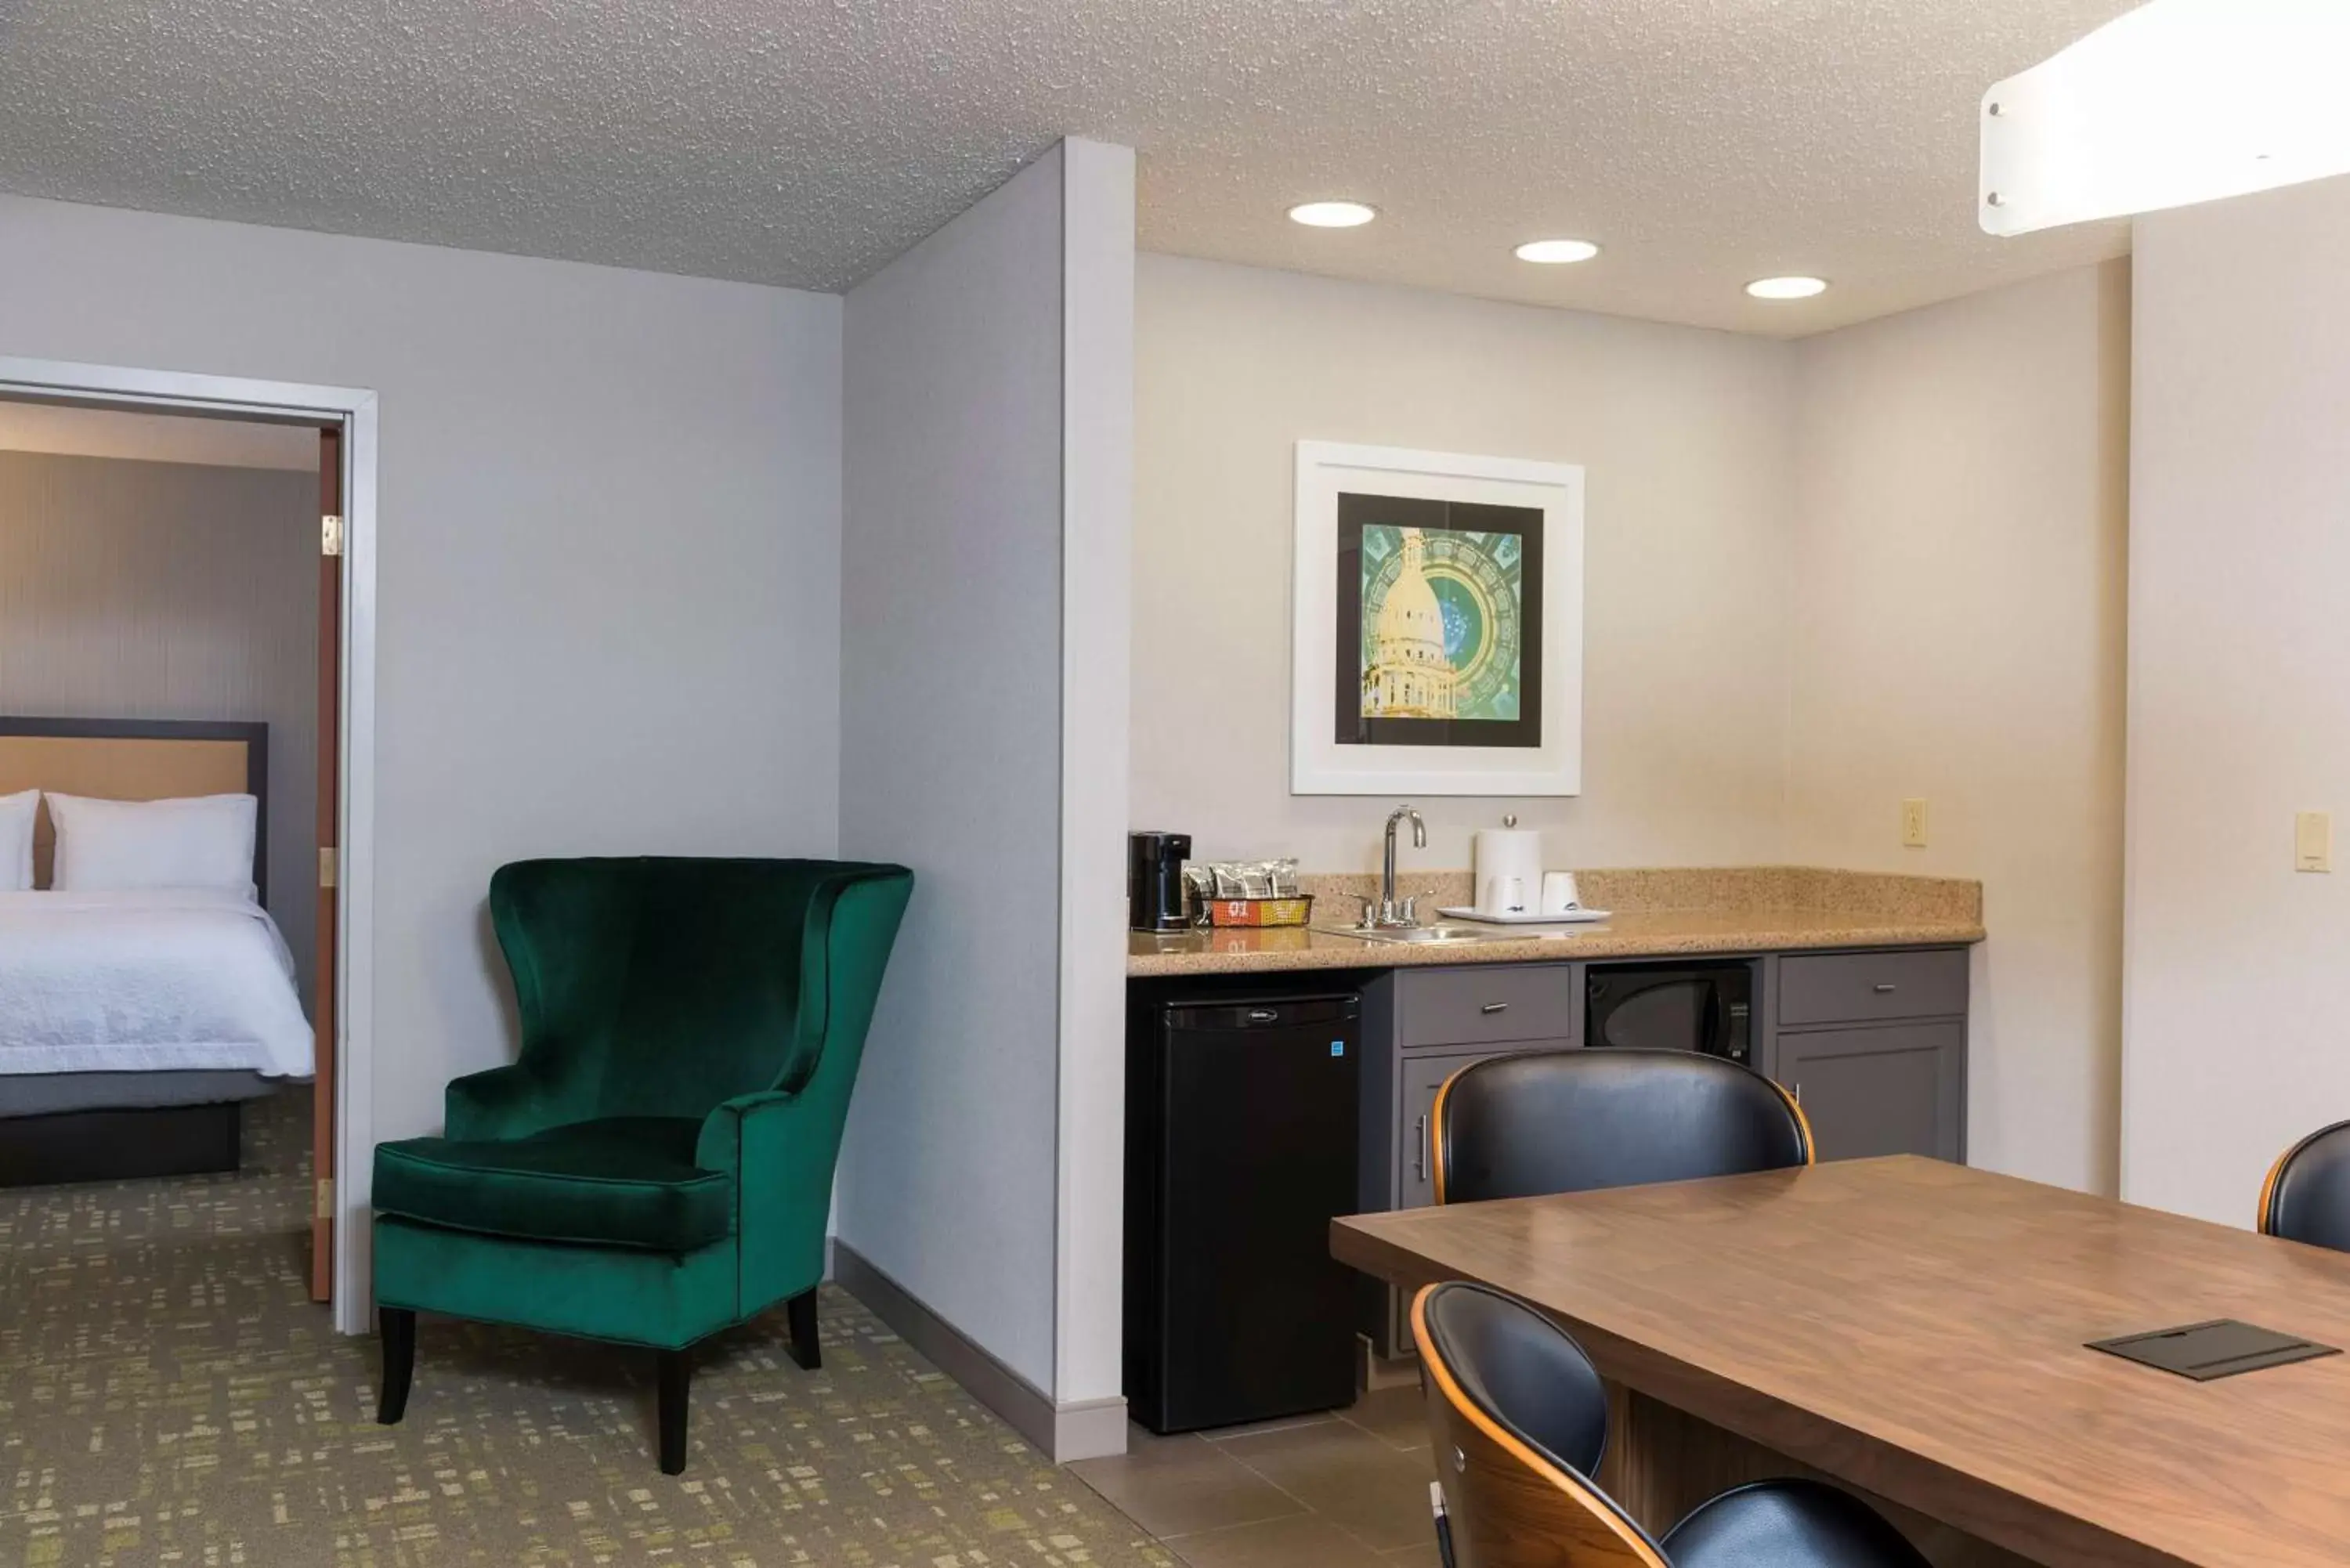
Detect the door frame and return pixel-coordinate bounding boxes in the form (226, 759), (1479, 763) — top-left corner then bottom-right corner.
(0, 356), (380, 1334)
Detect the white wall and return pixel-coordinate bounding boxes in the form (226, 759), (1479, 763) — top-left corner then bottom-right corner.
(0, 196), (845, 1217)
(838, 141), (1135, 1440)
(835, 144), (1068, 1396)
(1788, 262), (2132, 1195)
(1133, 255), (1795, 873)
(0, 450), (324, 1002)
(2124, 178), (2350, 1225)
(1133, 254), (2134, 1198)
(1053, 140), (1137, 1418)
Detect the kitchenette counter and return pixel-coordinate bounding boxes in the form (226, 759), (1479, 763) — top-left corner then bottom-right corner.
(1126, 865), (1983, 977)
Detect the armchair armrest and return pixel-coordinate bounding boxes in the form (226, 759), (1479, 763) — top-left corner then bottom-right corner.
(698, 1089), (836, 1313)
(446, 1064), (560, 1142)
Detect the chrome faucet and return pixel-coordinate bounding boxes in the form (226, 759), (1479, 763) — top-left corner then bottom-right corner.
(1379, 804), (1427, 926)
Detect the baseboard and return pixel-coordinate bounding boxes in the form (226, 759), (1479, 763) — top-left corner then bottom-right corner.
(831, 1238), (1128, 1463)
(1050, 1393), (1130, 1460)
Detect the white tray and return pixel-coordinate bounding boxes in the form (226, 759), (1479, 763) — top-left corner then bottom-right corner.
(1434, 906), (1612, 925)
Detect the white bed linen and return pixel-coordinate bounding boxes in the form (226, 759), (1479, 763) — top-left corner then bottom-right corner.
(47, 792), (258, 898)
(0, 888), (313, 1076)
(0, 790), (35, 891)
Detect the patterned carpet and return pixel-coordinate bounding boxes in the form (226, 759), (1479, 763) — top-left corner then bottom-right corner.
(0, 1092), (1177, 1567)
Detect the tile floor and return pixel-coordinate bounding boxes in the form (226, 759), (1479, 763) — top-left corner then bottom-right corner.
(1070, 1386), (1442, 1567)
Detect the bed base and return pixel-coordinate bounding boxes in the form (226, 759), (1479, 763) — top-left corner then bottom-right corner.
(0, 1100), (241, 1187)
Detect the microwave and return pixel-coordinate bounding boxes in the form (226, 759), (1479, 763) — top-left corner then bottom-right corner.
(1585, 961), (1753, 1064)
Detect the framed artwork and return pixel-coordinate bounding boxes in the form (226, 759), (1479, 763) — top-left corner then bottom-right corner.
(1292, 442), (1584, 796)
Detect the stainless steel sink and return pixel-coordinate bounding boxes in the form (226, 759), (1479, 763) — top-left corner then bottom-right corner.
(1315, 922), (1531, 945)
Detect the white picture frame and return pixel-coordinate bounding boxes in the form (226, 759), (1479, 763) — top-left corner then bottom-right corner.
(1292, 441), (1585, 797)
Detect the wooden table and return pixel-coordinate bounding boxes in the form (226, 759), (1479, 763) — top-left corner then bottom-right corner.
(1332, 1155), (2350, 1568)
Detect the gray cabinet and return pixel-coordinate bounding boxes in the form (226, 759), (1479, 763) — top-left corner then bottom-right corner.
(1778, 949), (1970, 1028)
(1348, 945), (1970, 1363)
(1360, 963), (1581, 1355)
(1394, 1046), (1578, 1211)
(1396, 965), (1581, 1050)
(1767, 948), (1967, 1165)
(1363, 965), (1583, 1215)
(1397, 1053), (1455, 1213)
(1777, 1021), (1963, 1162)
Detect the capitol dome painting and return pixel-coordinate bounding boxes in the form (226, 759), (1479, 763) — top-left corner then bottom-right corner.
(1294, 442), (1581, 798)
(1361, 528), (1460, 717)
(1354, 515), (1527, 728)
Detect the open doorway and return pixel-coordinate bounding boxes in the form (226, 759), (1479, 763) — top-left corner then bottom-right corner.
(0, 359), (377, 1328)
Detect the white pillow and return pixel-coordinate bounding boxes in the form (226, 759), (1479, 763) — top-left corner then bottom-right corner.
(48, 793), (258, 898)
(0, 789), (35, 892)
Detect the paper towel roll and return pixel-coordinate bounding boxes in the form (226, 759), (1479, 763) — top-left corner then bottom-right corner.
(1473, 829), (1544, 916)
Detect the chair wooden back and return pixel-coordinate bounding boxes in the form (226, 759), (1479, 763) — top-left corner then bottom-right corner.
(1413, 1282), (1668, 1568)
(2261, 1118), (2350, 1248)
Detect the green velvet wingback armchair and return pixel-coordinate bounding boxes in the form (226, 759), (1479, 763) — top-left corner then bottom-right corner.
(370, 857), (913, 1473)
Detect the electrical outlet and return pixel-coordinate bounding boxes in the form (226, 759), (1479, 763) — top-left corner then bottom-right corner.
(1901, 798), (1929, 849)
(2297, 811), (2332, 873)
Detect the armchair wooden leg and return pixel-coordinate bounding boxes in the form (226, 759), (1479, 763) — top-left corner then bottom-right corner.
(786, 1286), (821, 1371)
(657, 1348), (692, 1475)
(377, 1307), (416, 1425)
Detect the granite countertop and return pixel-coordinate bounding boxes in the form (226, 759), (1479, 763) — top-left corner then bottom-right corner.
(1127, 865), (1984, 978)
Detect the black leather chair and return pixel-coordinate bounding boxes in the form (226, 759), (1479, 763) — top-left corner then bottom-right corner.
(1433, 1048), (1812, 1205)
(1415, 1281), (1929, 1568)
(2259, 1119), (2350, 1249)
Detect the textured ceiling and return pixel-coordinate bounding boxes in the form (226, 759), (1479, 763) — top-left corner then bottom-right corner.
(0, 0), (2140, 335)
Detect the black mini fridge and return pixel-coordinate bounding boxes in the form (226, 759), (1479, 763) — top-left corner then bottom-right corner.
(1125, 991), (1361, 1433)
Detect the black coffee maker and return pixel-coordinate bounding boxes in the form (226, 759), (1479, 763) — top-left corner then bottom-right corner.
(1129, 831), (1193, 932)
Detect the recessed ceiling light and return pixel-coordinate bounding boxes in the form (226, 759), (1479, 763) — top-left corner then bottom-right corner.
(1513, 239), (1601, 265)
(1746, 275), (1828, 300)
(1288, 201), (1378, 229)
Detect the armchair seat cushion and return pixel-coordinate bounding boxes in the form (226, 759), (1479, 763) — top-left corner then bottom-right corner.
(374, 1116), (732, 1252)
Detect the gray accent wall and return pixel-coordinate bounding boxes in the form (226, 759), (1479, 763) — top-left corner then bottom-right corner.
(837, 146), (1069, 1396)
(837, 139), (1134, 1447)
(0, 193), (846, 1317)
(0, 449), (320, 1001)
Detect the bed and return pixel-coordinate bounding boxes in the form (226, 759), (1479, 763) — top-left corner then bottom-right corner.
(0, 717), (313, 1186)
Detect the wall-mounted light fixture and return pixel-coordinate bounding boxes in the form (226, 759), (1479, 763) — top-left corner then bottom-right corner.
(1981, 0), (2350, 237)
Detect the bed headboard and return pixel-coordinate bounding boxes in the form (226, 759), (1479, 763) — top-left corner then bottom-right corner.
(0, 717), (269, 903)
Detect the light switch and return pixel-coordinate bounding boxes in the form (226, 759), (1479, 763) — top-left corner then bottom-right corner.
(1901, 798), (1929, 849)
(2297, 811), (2332, 873)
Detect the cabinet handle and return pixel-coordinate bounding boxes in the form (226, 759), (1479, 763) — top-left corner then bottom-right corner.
(1872, 983), (1896, 993)
(1480, 1002), (1509, 1014)
(1792, 1083), (1802, 1104)
(1415, 1114), (1429, 1181)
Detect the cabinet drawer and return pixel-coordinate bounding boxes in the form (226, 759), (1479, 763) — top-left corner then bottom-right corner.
(1777, 949), (1967, 1026)
(1397, 964), (1579, 1049)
